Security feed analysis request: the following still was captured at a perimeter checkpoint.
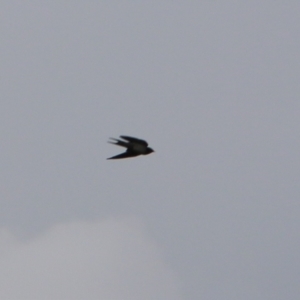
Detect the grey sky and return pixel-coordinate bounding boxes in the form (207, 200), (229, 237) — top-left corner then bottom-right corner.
(1, 1), (300, 299)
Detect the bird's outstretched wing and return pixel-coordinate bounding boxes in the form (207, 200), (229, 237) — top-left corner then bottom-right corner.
(107, 150), (139, 160)
(120, 136), (148, 146)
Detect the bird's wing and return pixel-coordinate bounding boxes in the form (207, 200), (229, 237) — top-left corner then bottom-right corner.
(120, 136), (148, 146)
(107, 151), (139, 160)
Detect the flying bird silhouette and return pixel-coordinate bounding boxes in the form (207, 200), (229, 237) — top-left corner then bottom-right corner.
(107, 136), (154, 159)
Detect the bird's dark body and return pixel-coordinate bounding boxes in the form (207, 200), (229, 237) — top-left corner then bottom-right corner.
(107, 136), (154, 159)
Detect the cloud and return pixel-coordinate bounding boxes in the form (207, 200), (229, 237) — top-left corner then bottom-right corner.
(0, 217), (182, 300)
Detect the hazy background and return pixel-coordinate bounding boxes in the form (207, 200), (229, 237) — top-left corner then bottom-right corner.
(1, 1), (300, 299)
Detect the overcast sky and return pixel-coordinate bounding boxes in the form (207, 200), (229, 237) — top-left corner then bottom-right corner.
(1, 1), (300, 299)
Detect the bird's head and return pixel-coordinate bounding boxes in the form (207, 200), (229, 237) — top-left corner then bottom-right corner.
(146, 147), (154, 155)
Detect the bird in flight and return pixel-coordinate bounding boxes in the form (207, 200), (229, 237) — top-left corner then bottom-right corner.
(107, 135), (154, 159)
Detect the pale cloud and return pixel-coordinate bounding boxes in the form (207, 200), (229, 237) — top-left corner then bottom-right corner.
(0, 217), (182, 300)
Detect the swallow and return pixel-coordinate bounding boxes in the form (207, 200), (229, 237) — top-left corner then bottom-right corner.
(107, 135), (154, 159)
